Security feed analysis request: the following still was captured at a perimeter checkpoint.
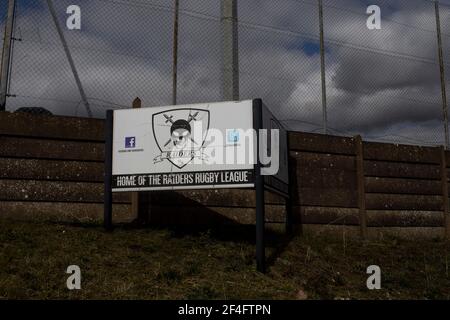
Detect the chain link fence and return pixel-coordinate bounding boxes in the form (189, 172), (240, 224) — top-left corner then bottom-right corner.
(322, 0), (445, 145)
(1, 0), (449, 146)
(443, 2), (450, 146)
(0, 0), (8, 89)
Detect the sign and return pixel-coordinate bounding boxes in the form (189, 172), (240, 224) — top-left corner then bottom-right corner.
(112, 100), (257, 191)
(104, 99), (292, 273)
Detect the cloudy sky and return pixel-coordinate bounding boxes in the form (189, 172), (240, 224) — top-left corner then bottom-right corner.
(1, 0), (449, 145)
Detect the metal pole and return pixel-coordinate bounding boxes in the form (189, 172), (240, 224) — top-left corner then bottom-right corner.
(221, 0), (239, 101)
(253, 99), (265, 273)
(172, 0), (179, 106)
(286, 134), (294, 235)
(131, 98), (141, 223)
(46, 0), (92, 118)
(435, 1), (449, 149)
(318, 0), (327, 134)
(255, 165), (265, 273)
(104, 110), (113, 231)
(0, 0), (16, 111)
(355, 135), (368, 239)
(439, 146), (450, 239)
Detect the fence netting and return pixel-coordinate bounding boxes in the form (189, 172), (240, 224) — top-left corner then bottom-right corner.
(0, 0), (8, 90)
(2, 0), (449, 146)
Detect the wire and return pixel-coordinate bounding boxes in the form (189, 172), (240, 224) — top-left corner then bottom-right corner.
(293, 0), (450, 37)
(13, 94), (80, 104)
(280, 118), (442, 145)
(3, 0), (18, 97)
(87, 97), (129, 108)
(96, 0), (220, 22)
(19, 38), (174, 65)
(239, 68), (442, 108)
(238, 20), (448, 67)
(96, 0), (450, 65)
(279, 119), (352, 136)
(20, 0), (447, 68)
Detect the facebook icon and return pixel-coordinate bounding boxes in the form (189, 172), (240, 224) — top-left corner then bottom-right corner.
(125, 137), (136, 148)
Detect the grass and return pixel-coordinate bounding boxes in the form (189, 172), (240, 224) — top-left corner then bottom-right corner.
(0, 219), (449, 299)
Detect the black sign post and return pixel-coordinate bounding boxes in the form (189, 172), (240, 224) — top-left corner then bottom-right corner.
(253, 99), (266, 273)
(252, 99), (291, 273)
(285, 133), (294, 235)
(104, 110), (114, 231)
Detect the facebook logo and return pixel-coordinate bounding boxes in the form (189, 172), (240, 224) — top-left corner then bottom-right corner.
(125, 137), (136, 148)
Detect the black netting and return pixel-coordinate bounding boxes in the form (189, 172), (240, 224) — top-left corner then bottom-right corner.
(2, 0), (449, 146)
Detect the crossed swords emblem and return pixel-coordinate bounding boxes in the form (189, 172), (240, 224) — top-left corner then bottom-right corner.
(162, 111), (199, 148)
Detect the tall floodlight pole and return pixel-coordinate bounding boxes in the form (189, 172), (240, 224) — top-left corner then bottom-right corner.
(172, 0), (179, 105)
(221, 0), (239, 101)
(46, 0), (92, 118)
(0, 0), (16, 111)
(318, 0), (327, 134)
(435, 1), (449, 149)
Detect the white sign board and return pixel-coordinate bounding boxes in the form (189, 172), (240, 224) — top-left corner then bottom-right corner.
(112, 100), (256, 191)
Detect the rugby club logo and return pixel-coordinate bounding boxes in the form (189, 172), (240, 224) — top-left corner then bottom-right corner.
(152, 108), (210, 169)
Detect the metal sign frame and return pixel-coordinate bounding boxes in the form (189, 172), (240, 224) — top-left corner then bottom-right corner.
(103, 99), (291, 272)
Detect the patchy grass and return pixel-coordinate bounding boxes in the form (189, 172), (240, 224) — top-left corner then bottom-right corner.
(0, 219), (449, 299)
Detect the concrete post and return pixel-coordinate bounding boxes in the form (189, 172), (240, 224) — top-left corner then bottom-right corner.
(435, 1), (449, 149)
(318, 0), (327, 134)
(0, 0), (16, 111)
(46, 0), (92, 118)
(172, 0), (179, 106)
(221, 0), (239, 101)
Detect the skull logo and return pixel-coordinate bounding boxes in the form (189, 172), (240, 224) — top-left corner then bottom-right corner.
(170, 119), (191, 149)
(153, 108), (209, 169)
